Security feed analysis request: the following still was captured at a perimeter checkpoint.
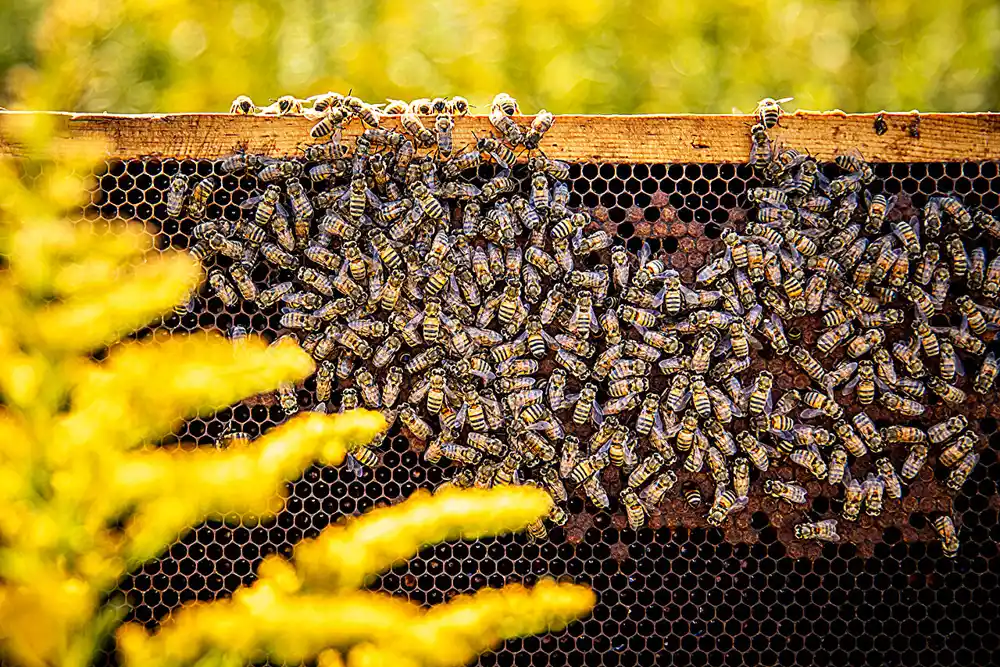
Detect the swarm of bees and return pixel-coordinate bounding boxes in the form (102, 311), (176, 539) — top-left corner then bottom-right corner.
(174, 93), (995, 558)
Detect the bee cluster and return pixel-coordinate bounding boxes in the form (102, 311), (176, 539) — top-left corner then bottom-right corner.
(172, 93), (995, 558)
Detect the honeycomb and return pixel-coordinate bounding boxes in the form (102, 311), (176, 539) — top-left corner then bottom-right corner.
(79, 157), (1000, 666)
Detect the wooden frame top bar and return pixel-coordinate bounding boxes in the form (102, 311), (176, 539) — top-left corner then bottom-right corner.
(2, 110), (999, 163)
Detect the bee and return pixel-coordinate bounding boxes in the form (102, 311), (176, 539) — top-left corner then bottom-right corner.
(746, 371), (773, 417)
(947, 452), (979, 491)
(879, 391), (925, 417)
(986, 254), (1000, 299)
(939, 432), (977, 468)
(432, 113), (454, 159)
(315, 360), (335, 403)
(583, 476), (611, 510)
(679, 483), (702, 509)
(754, 97), (792, 129)
(230, 94), (257, 114)
(208, 269), (239, 307)
(827, 447), (848, 486)
(789, 447), (827, 480)
(852, 412), (884, 453)
(842, 477), (864, 522)
(900, 443), (929, 482)
(639, 470), (678, 508)
(277, 383), (299, 415)
(737, 431), (769, 472)
(764, 479), (808, 505)
(875, 458), (902, 500)
(258, 159), (303, 183)
(401, 110), (434, 146)
(938, 195), (973, 230)
(932, 515), (959, 558)
(748, 122), (772, 171)
(969, 246), (987, 291)
(936, 323), (985, 356)
(974, 351), (998, 394)
(945, 233), (969, 278)
(488, 103), (524, 145)
(845, 328), (884, 359)
(795, 520), (840, 543)
(478, 136), (517, 170)
(926, 377), (966, 406)
(620, 488), (647, 530)
(568, 448), (611, 485)
(927, 415), (969, 445)
(861, 474), (884, 517)
(890, 336), (926, 378)
(864, 192), (896, 233)
(707, 488), (745, 526)
(956, 295), (988, 336)
(165, 174), (189, 219)
(399, 404), (434, 441)
(185, 175), (215, 221)
(881, 425), (927, 445)
(523, 109), (555, 149)
(843, 360), (877, 406)
(759, 313), (789, 355)
(790, 346), (826, 385)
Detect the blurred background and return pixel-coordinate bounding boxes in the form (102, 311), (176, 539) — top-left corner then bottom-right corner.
(1, 0), (999, 115)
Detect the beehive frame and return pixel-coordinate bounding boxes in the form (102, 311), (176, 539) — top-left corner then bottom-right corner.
(3, 111), (999, 667)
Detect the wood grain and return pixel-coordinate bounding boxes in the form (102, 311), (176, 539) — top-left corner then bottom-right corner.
(2, 110), (999, 163)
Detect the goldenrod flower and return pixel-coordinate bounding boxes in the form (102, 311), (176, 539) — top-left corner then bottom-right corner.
(294, 485), (554, 591)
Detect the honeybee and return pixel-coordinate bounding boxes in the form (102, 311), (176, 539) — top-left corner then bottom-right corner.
(636, 470), (676, 509)
(826, 447), (848, 486)
(277, 383), (299, 415)
(790, 447), (827, 480)
(974, 351), (998, 394)
(764, 479), (807, 505)
(620, 488), (647, 530)
(879, 391), (925, 418)
(582, 475), (611, 510)
(790, 346), (826, 385)
(746, 371), (773, 417)
(399, 404), (434, 441)
(926, 377), (966, 406)
(707, 488), (745, 526)
(947, 452), (979, 491)
(861, 474), (884, 517)
(841, 477), (863, 522)
(876, 458), (902, 500)
(795, 520), (840, 543)
(864, 192), (896, 233)
(932, 515), (959, 558)
(939, 432), (977, 468)
(846, 328), (884, 359)
(230, 94), (257, 114)
(488, 103), (525, 145)
(755, 97), (793, 128)
(956, 295), (989, 336)
(898, 443), (929, 482)
(737, 431), (770, 472)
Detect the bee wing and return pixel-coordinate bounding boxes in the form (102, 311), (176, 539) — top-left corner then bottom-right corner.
(951, 347), (967, 377)
(345, 453), (362, 475)
(590, 399), (604, 427)
(238, 194), (264, 209)
(746, 333), (764, 351)
(651, 284), (668, 308)
(843, 374), (861, 395)
(715, 336), (732, 357)
(313, 402), (327, 414)
(676, 391), (692, 411)
(540, 329), (559, 347)
(798, 408), (826, 420)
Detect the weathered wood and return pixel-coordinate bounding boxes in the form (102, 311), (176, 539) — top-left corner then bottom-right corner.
(1, 110), (999, 163)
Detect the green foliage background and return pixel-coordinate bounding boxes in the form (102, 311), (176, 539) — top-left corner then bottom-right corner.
(1, 0), (998, 114)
